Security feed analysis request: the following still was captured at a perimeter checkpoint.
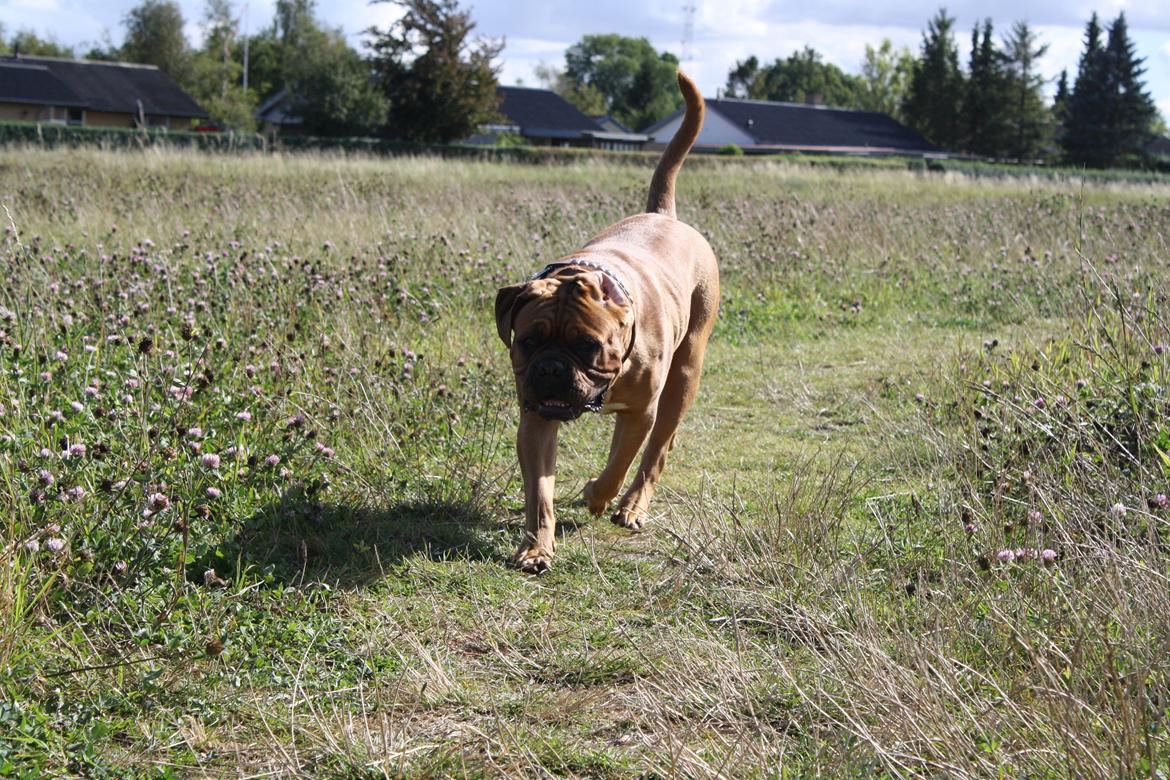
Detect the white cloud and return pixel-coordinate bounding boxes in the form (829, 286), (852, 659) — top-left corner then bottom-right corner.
(1033, 25), (1087, 94)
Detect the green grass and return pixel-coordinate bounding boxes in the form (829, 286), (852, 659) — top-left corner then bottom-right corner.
(1, 148), (1168, 777)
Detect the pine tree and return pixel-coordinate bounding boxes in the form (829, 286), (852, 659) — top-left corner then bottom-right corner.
(962, 20), (1010, 156)
(1001, 21), (1051, 161)
(1052, 69), (1070, 151)
(903, 8), (965, 150)
(1053, 70), (1070, 124)
(1063, 14), (1108, 166)
(1104, 13), (1156, 163)
(1063, 13), (1156, 167)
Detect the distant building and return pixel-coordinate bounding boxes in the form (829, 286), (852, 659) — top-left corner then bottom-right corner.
(591, 114), (637, 134)
(646, 97), (942, 156)
(254, 88), (303, 135)
(1146, 135), (1170, 160)
(0, 54), (208, 129)
(469, 86), (648, 151)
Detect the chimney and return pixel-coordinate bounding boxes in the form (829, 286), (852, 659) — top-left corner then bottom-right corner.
(805, 92), (824, 106)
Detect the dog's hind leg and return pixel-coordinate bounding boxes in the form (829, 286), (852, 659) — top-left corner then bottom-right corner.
(611, 335), (709, 531)
(584, 410), (656, 516)
(513, 413), (560, 573)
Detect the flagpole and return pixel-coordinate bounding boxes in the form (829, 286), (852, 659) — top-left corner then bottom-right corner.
(242, 3), (250, 94)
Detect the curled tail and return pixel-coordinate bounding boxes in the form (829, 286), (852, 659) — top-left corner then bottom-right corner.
(646, 70), (705, 218)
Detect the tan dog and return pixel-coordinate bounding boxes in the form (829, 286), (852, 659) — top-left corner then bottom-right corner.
(495, 71), (718, 573)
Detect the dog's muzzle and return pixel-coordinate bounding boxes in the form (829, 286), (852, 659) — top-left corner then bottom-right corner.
(524, 384), (609, 421)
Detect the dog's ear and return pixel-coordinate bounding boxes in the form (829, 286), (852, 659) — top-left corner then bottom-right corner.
(495, 283), (530, 346)
(594, 272), (628, 306)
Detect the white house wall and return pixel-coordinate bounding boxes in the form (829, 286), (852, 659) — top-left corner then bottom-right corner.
(650, 107), (755, 147)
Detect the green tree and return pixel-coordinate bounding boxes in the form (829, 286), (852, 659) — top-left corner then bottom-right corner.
(724, 56), (760, 99)
(1103, 13), (1156, 162)
(235, 0), (313, 102)
(1, 28), (75, 58)
(534, 62), (608, 117)
(724, 48), (862, 107)
(1062, 14), (1107, 165)
(286, 27), (386, 136)
(1052, 69), (1070, 126)
(1063, 12), (1156, 167)
(120, 0), (191, 83)
(238, 0), (386, 137)
(82, 32), (123, 62)
(857, 39), (915, 121)
(1000, 21), (1051, 161)
(961, 20), (1012, 157)
(275, 0), (316, 46)
(903, 8), (966, 150)
(1152, 111), (1168, 138)
(367, 0), (503, 143)
(185, 0), (256, 130)
(561, 34), (681, 131)
(238, 27), (282, 102)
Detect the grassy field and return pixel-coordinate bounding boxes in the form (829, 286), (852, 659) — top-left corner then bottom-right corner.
(1, 148), (1168, 778)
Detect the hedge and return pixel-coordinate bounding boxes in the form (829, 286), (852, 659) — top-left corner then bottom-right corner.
(0, 121), (266, 152)
(2, 120), (1167, 184)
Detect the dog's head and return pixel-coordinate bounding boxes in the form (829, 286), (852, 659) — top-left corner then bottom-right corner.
(495, 268), (633, 421)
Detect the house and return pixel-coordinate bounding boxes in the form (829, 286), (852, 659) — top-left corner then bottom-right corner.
(472, 86), (648, 151)
(646, 97), (942, 156)
(254, 87), (303, 135)
(0, 54), (207, 129)
(1146, 135), (1170, 160)
(591, 114), (636, 134)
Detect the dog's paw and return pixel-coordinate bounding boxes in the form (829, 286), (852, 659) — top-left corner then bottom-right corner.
(512, 543), (554, 574)
(610, 508), (646, 532)
(583, 478), (613, 516)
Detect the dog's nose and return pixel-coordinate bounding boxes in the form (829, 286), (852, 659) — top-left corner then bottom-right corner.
(534, 357), (568, 381)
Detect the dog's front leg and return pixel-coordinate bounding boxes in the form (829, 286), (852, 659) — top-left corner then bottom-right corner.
(513, 412), (560, 573)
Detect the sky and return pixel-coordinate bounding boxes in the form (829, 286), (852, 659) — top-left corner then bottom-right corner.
(2, 0), (1168, 120)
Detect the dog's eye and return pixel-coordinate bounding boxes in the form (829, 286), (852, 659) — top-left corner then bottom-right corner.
(519, 336), (539, 351)
(577, 337), (602, 356)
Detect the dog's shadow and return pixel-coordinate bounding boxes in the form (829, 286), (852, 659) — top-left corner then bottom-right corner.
(209, 484), (585, 588)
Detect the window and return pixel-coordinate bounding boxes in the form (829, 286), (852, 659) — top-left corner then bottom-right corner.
(48, 106), (84, 125)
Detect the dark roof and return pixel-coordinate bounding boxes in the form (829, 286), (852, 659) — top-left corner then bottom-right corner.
(496, 86), (604, 139)
(255, 87), (302, 126)
(647, 97), (940, 154)
(0, 61), (86, 106)
(717, 99), (939, 152)
(0, 55), (207, 119)
(592, 114), (635, 134)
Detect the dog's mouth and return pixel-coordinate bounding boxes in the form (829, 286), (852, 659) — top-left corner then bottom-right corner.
(525, 391), (606, 421)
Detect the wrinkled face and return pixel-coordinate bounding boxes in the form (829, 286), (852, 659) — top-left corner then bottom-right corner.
(495, 269), (633, 421)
